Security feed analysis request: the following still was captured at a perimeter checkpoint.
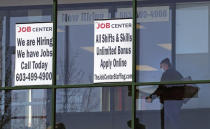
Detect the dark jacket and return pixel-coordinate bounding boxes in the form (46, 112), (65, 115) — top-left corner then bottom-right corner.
(150, 67), (183, 103)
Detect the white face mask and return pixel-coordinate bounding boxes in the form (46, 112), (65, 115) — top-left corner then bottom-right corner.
(161, 68), (165, 72)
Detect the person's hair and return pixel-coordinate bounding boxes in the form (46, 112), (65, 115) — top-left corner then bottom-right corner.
(160, 58), (171, 67)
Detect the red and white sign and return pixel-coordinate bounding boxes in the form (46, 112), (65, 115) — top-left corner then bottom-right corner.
(94, 19), (133, 83)
(15, 23), (53, 86)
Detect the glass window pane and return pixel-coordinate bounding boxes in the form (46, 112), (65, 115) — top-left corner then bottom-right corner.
(136, 83), (210, 129)
(56, 0), (132, 85)
(0, 0), (52, 87)
(56, 87), (132, 129)
(0, 89), (51, 129)
(137, 1), (210, 82)
(176, 2), (210, 81)
(136, 2), (172, 82)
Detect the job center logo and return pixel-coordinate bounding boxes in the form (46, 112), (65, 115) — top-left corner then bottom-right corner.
(96, 21), (132, 29)
(17, 26), (31, 33)
(96, 22), (111, 29)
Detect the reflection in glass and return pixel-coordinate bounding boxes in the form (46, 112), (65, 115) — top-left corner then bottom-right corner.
(0, 5), (52, 86)
(0, 90), (51, 129)
(56, 1), (132, 85)
(137, 57), (200, 129)
(176, 2), (210, 81)
(137, 2), (210, 82)
(136, 81), (210, 129)
(136, 5), (172, 82)
(56, 87), (131, 129)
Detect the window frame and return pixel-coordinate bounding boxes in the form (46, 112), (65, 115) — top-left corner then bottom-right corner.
(0, 0), (210, 129)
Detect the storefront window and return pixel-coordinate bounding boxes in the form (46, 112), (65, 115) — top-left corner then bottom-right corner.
(136, 2), (172, 82)
(56, 87), (132, 129)
(0, 1), (52, 87)
(0, 89), (52, 129)
(57, 0), (132, 85)
(176, 2), (210, 80)
(137, 1), (210, 82)
(0, 1), (52, 129)
(136, 83), (210, 129)
(0, 0), (210, 129)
